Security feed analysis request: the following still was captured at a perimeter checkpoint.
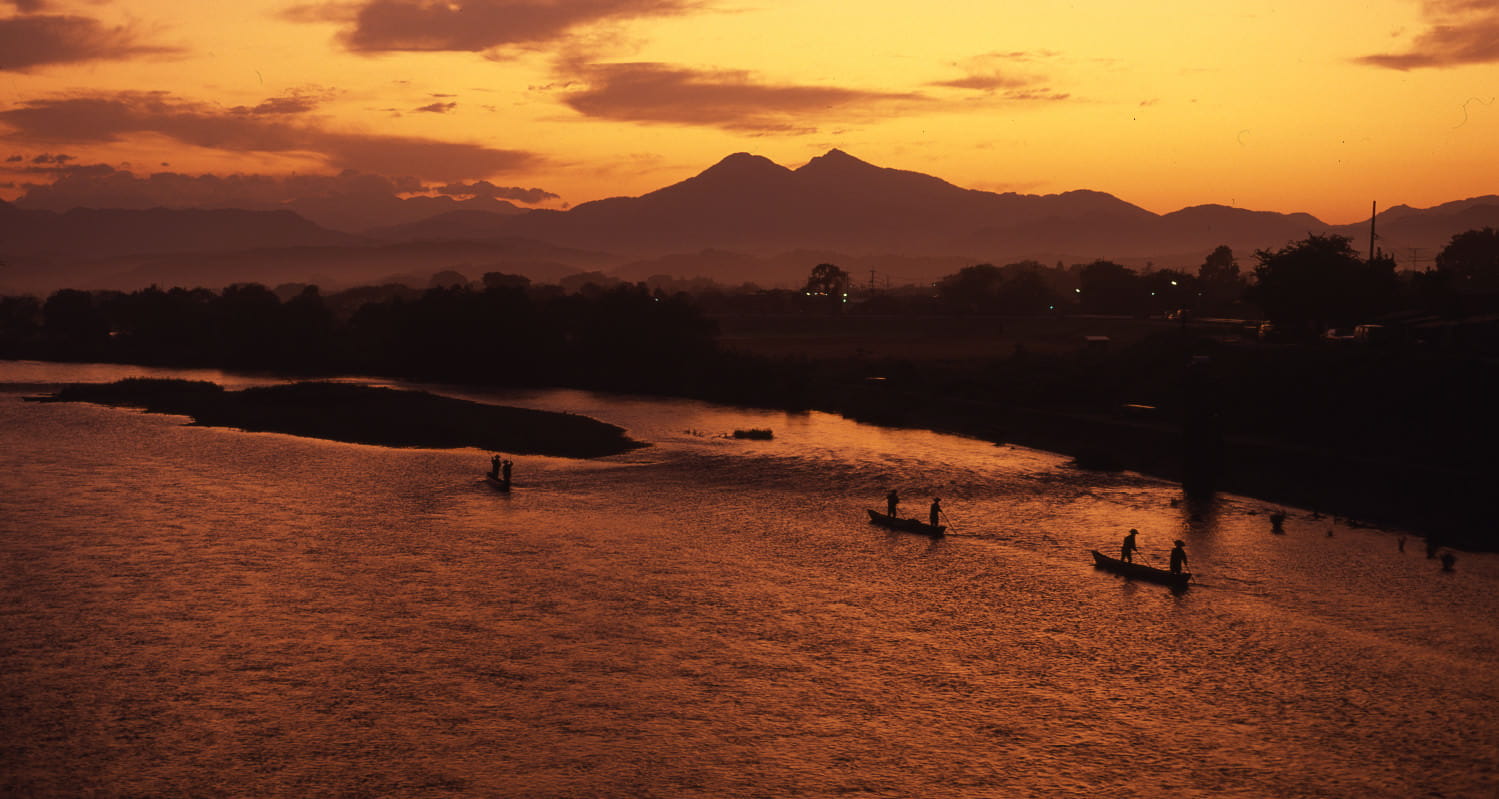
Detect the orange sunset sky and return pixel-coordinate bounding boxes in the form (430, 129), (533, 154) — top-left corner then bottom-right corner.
(1, 0), (1496, 224)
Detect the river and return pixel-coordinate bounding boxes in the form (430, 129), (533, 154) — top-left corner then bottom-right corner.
(2, 360), (1495, 798)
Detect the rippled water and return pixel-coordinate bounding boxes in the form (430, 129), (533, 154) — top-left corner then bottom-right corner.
(2, 360), (1496, 798)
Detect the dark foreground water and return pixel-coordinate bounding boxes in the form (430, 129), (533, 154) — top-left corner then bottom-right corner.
(2, 361), (1496, 798)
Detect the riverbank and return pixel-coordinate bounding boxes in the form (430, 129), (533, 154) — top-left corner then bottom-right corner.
(30, 379), (646, 458)
(794, 377), (1493, 551)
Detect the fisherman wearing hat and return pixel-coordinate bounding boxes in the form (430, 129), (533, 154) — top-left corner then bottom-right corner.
(1169, 540), (1189, 575)
(1120, 528), (1141, 562)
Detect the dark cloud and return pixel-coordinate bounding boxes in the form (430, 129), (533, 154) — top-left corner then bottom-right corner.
(10, 164), (429, 210)
(561, 62), (923, 133)
(931, 52), (1071, 102)
(1357, 0), (1499, 69)
(286, 0), (698, 53)
(414, 101), (457, 113)
(241, 93), (329, 115)
(4, 0), (52, 13)
(0, 14), (178, 71)
(5, 155), (22, 162)
(436, 179), (558, 203)
(31, 152), (73, 163)
(0, 91), (542, 181)
(932, 74), (1032, 91)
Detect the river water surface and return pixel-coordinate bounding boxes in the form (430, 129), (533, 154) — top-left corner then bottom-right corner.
(2, 361), (1496, 798)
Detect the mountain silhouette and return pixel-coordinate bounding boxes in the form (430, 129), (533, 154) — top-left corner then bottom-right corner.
(0, 201), (360, 260)
(4, 152), (1497, 293)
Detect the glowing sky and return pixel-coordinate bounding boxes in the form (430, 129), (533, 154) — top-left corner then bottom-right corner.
(2, 0), (1496, 223)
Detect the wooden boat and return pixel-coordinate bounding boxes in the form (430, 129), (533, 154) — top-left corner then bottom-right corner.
(867, 509), (945, 536)
(485, 474), (511, 492)
(1090, 550), (1190, 590)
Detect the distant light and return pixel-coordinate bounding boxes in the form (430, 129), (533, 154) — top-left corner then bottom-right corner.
(1074, 288), (1081, 293)
(1170, 280), (1178, 286)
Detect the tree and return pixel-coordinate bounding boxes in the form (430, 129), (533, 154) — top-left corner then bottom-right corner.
(1078, 260), (1146, 314)
(42, 289), (110, 359)
(938, 262), (1060, 314)
(1435, 227), (1499, 293)
(803, 263), (850, 297)
(1140, 268), (1196, 316)
(937, 264), (1004, 313)
(1196, 245), (1246, 313)
(1246, 234), (1399, 333)
(803, 263), (850, 313)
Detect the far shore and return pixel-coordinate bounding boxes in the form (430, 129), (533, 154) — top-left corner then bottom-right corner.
(29, 378), (646, 459)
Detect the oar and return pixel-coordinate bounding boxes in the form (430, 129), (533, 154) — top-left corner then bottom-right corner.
(939, 508), (957, 533)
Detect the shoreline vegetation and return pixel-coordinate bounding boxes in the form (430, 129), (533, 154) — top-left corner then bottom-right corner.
(30, 379), (645, 459)
(4, 232), (1498, 548)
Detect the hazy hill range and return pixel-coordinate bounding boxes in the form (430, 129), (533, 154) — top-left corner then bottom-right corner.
(0, 201), (360, 260)
(0, 201), (604, 293)
(3, 151), (1497, 293)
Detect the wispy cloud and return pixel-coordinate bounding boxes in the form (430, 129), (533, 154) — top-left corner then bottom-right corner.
(286, 0), (700, 54)
(435, 179), (558, 203)
(0, 91), (542, 180)
(560, 62), (923, 133)
(8, 163), (419, 210)
(3, 0), (53, 13)
(930, 52), (1071, 102)
(1357, 0), (1499, 69)
(0, 13), (179, 71)
(414, 101), (457, 113)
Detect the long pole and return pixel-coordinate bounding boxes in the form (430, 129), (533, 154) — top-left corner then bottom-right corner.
(1369, 200), (1377, 262)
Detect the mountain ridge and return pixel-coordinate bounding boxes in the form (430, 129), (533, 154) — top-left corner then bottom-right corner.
(3, 153), (1497, 292)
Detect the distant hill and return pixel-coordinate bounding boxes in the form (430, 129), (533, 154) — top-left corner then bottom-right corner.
(0, 201), (362, 260)
(469, 150), (1346, 268)
(1326, 197), (1499, 262)
(6, 154), (1498, 293)
(291, 194), (528, 234)
(365, 209), (538, 242)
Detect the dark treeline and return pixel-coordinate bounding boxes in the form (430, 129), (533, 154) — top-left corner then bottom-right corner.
(0, 273), (814, 406)
(5, 229), (1499, 542)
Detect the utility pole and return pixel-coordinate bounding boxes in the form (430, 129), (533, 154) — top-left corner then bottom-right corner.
(1369, 200), (1377, 263)
(869, 269), (877, 291)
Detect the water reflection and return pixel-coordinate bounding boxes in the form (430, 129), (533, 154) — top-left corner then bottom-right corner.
(1, 361), (1497, 797)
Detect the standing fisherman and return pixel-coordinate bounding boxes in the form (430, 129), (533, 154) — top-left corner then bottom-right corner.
(1121, 528), (1140, 563)
(930, 498), (942, 528)
(886, 489), (900, 518)
(1169, 540), (1189, 575)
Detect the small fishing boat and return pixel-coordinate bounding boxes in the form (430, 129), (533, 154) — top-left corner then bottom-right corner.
(1090, 550), (1190, 590)
(868, 509), (945, 536)
(485, 474), (511, 492)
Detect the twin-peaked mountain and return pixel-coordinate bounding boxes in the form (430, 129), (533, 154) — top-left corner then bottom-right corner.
(382, 150), (1496, 266)
(3, 149), (1497, 292)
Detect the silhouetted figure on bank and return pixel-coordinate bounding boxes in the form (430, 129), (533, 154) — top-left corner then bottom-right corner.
(1269, 511), (1286, 534)
(886, 489), (899, 518)
(930, 498), (942, 527)
(1169, 540), (1189, 575)
(1398, 535), (1407, 553)
(1121, 528), (1140, 563)
(1441, 552), (1456, 572)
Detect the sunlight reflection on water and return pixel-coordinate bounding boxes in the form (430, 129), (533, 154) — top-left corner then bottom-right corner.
(2, 361), (1496, 797)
